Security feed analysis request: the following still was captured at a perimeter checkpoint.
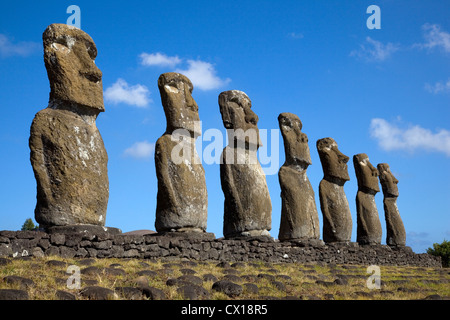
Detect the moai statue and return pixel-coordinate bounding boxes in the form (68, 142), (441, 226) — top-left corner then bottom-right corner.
(219, 90), (272, 239)
(277, 113), (320, 242)
(154, 72), (208, 234)
(29, 24), (109, 230)
(316, 138), (352, 243)
(377, 163), (406, 247)
(353, 153), (382, 245)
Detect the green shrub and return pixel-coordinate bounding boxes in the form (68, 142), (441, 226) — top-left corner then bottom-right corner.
(21, 218), (37, 231)
(427, 239), (450, 267)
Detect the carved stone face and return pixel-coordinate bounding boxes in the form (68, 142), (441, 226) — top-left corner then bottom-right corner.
(158, 72), (201, 137)
(377, 163), (399, 197)
(278, 112), (312, 168)
(316, 137), (350, 182)
(353, 153), (380, 193)
(219, 90), (261, 149)
(43, 24), (104, 111)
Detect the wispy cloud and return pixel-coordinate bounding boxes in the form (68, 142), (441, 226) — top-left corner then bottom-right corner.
(175, 59), (231, 91)
(350, 36), (399, 62)
(407, 232), (431, 253)
(418, 23), (450, 53)
(425, 78), (450, 94)
(370, 118), (450, 156)
(0, 34), (39, 58)
(139, 52), (182, 67)
(123, 141), (155, 159)
(288, 32), (304, 39)
(104, 78), (151, 107)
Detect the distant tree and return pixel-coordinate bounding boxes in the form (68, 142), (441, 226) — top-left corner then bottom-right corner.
(427, 240), (450, 268)
(21, 218), (37, 231)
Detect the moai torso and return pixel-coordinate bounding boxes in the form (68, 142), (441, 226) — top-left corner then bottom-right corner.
(219, 90), (272, 239)
(277, 113), (320, 241)
(29, 24), (108, 228)
(378, 163), (406, 247)
(317, 138), (352, 243)
(353, 153), (382, 245)
(154, 72), (208, 233)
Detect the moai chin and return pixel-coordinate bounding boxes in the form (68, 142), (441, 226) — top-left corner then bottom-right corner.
(377, 163), (406, 247)
(277, 113), (320, 241)
(154, 72), (208, 233)
(219, 90), (272, 239)
(29, 24), (109, 229)
(316, 137), (352, 243)
(353, 153), (382, 245)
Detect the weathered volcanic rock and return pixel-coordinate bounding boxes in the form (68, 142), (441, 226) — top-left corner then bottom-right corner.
(0, 289), (29, 300)
(177, 284), (211, 300)
(29, 24), (108, 228)
(80, 286), (116, 300)
(212, 280), (243, 297)
(154, 72), (208, 233)
(378, 163), (406, 247)
(277, 113), (320, 241)
(219, 90), (272, 239)
(353, 153), (382, 245)
(317, 138), (352, 243)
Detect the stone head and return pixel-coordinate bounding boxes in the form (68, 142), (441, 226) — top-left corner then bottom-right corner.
(278, 112), (312, 168)
(377, 163), (399, 197)
(353, 153), (380, 193)
(219, 90), (261, 149)
(316, 137), (350, 182)
(158, 72), (201, 137)
(43, 24), (104, 111)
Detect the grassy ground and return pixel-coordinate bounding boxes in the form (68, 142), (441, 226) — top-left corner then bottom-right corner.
(0, 256), (448, 300)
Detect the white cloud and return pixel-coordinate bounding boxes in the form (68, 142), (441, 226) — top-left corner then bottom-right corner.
(140, 52), (182, 67)
(123, 141), (155, 159)
(370, 118), (450, 156)
(420, 23), (450, 53)
(104, 78), (151, 107)
(0, 34), (39, 58)
(350, 36), (399, 62)
(139, 51), (231, 91)
(175, 59), (231, 91)
(425, 78), (450, 94)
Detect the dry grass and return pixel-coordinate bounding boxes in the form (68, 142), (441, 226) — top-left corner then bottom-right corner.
(0, 256), (448, 300)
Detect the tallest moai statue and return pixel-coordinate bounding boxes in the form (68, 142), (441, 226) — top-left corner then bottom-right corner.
(29, 24), (109, 229)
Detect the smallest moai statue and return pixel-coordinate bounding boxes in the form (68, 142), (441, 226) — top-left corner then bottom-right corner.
(353, 153), (382, 245)
(377, 163), (406, 247)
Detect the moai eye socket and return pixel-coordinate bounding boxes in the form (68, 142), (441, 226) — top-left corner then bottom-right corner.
(85, 42), (97, 60)
(164, 81), (180, 94)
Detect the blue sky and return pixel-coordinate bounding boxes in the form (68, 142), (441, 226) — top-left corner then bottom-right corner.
(1, 1), (449, 253)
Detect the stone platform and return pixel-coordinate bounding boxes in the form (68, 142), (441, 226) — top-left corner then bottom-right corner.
(0, 230), (442, 268)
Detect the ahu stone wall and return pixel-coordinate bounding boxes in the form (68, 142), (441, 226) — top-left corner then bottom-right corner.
(0, 230), (441, 268)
